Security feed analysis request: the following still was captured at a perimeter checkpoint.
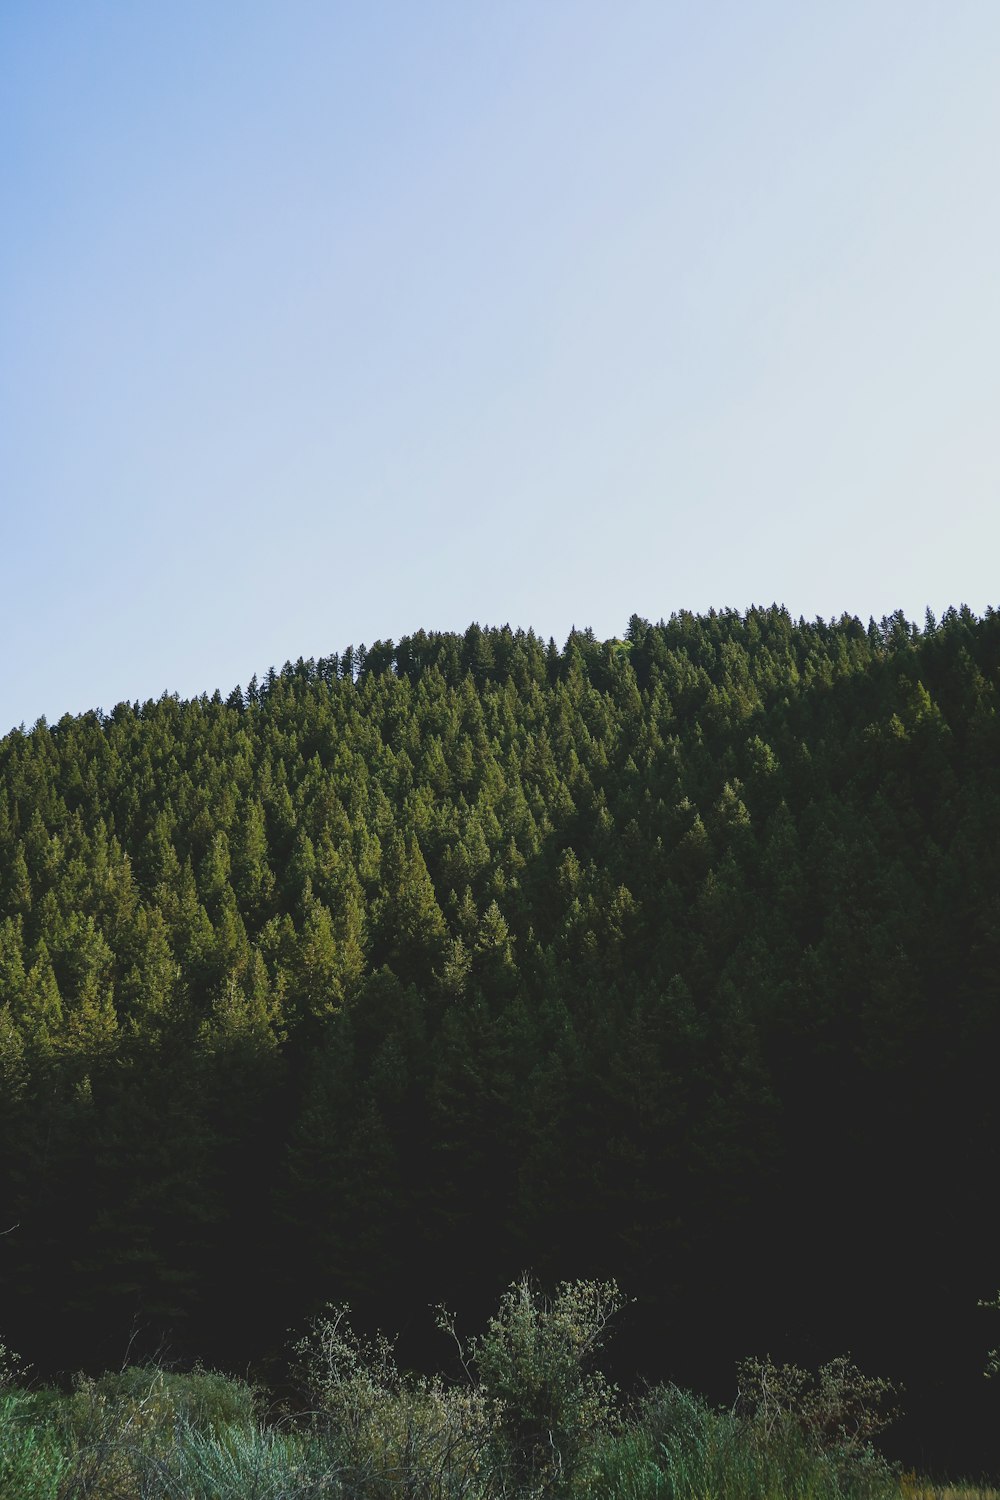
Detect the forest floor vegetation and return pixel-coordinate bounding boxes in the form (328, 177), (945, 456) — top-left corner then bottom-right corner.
(0, 1277), (943, 1500)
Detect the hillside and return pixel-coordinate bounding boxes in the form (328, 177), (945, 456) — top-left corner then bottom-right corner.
(1, 606), (998, 1473)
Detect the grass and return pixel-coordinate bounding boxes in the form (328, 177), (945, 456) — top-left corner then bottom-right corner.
(0, 1284), (991, 1499)
(0, 1367), (914, 1500)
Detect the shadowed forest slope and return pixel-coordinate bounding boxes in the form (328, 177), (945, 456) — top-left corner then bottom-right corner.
(1, 606), (998, 1474)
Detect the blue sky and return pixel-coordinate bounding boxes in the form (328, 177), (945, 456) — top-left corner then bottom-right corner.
(2, 1), (999, 730)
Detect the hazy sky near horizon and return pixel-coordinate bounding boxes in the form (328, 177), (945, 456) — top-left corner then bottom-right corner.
(2, 1), (999, 731)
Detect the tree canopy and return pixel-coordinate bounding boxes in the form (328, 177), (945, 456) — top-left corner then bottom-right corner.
(1, 606), (998, 1472)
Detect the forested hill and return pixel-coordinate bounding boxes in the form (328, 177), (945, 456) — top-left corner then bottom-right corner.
(2, 606), (999, 1473)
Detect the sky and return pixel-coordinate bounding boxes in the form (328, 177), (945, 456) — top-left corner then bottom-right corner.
(2, 1), (999, 731)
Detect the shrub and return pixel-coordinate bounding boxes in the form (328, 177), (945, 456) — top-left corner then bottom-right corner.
(734, 1353), (899, 1483)
(74, 1365), (258, 1435)
(464, 1276), (625, 1497)
(292, 1277), (626, 1498)
(292, 1303), (489, 1498)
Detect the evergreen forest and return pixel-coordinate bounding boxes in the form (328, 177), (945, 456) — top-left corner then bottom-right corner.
(1, 606), (999, 1479)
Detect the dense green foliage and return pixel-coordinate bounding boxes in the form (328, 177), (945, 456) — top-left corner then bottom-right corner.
(0, 1278), (901, 1499)
(1, 607), (999, 1472)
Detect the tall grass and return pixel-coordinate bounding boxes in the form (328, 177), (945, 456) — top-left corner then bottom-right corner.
(0, 1368), (911, 1500)
(0, 1391), (66, 1499)
(591, 1385), (899, 1500)
(0, 1282), (984, 1499)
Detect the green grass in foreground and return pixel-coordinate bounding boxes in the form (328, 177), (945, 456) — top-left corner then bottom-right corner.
(2, 1369), (993, 1500)
(0, 1370), (904, 1500)
(0, 1279), (975, 1500)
